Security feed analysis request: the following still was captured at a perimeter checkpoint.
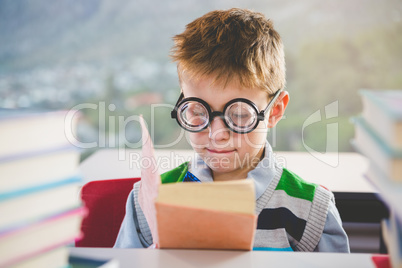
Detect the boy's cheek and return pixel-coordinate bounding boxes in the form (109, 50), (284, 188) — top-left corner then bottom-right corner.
(241, 131), (268, 149)
(187, 132), (208, 150)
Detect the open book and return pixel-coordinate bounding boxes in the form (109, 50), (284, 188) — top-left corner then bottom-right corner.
(138, 116), (257, 250)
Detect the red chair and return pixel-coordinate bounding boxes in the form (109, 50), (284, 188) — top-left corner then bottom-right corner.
(75, 178), (140, 247)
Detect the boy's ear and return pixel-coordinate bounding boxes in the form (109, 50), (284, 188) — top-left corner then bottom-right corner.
(267, 91), (289, 128)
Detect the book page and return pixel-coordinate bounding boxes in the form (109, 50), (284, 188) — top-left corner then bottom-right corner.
(156, 180), (255, 214)
(138, 115), (160, 245)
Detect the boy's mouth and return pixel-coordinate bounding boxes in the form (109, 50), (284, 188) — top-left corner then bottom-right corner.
(206, 148), (236, 154)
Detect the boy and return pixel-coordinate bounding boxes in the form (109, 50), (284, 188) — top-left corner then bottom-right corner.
(114, 8), (349, 252)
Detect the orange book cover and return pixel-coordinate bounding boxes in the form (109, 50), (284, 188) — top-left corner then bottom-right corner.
(156, 202), (257, 250)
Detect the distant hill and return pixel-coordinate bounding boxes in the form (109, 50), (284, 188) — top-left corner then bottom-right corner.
(0, 0), (400, 74)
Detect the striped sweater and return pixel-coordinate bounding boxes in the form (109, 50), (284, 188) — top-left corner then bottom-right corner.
(132, 161), (333, 252)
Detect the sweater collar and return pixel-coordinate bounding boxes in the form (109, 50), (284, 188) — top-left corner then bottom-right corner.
(188, 141), (276, 200)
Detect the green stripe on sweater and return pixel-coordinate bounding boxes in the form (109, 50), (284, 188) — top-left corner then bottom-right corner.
(275, 168), (316, 202)
(160, 162), (188, 184)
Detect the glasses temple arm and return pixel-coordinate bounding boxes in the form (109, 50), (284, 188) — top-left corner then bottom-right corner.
(174, 92), (184, 107)
(171, 92), (184, 118)
(262, 88), (283, 115)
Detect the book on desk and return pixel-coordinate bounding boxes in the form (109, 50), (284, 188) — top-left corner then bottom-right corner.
(352, 89), (402, 267)
(0, 109), (85, 268)
(138, 115), (257, 251)
(156, 179), (257, 250)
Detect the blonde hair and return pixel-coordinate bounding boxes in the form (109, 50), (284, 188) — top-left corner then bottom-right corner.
(171, 8), (286, 95)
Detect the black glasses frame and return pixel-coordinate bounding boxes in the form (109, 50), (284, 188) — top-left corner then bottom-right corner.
(171, 89), (283, 134)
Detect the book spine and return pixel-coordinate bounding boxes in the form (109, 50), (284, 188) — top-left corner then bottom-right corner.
(0, 175), (82, 200)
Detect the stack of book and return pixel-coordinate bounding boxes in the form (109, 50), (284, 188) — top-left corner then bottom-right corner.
(351, 89), (402, 267)
(0, 110), (85, 268)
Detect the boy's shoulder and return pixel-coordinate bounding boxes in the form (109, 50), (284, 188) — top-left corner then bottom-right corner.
(276, 167), (334, 203)
(277, 168), (322, 201)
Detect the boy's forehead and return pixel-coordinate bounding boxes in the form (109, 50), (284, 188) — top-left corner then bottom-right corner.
(179, 70), (226, 88)
(181, 71), (266, 94)
(180, 71), (270, 106)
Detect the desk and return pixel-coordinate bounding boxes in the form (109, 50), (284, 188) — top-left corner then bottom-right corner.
(69, 247), (377, 268)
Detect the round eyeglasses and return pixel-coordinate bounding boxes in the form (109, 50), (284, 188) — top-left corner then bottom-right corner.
(170, 89), (282, 134)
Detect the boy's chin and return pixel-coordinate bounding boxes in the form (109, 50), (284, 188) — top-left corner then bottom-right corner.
(210, 165), (234, 173)
(202, 158), (233, 172)
(204, 160), (243, 175)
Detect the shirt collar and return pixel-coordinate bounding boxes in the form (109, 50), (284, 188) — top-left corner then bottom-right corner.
(188, 141), (276, 200)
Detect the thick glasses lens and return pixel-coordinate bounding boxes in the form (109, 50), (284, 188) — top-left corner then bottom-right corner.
(225, 102), (257, 132)
(177, 101), (209, 131)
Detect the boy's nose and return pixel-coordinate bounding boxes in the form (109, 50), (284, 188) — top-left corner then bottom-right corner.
(208, 117), (230, 140)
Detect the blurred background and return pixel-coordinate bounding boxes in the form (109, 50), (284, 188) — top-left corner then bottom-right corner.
(1, 0), (401, 161)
